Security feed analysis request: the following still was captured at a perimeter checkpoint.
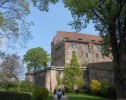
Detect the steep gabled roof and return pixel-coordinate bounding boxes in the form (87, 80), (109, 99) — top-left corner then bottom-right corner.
(52, 31), (102, 45)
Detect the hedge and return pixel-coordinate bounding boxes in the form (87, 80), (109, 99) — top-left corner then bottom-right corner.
(0, 91), (31, 100)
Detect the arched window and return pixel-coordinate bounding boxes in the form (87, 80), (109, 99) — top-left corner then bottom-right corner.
(85, 53), (88, 58)
(96, 53), (98, 58)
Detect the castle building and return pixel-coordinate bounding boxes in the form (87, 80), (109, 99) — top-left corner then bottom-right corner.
(25, 31), (114, 92)
(51, 31), (112, 67)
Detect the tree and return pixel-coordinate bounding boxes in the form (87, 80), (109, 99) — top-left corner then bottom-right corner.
(32, 0), (126, 99)
(0, 53), (23, 81)
(23, 47), (49, 72)
(0, 0), (33, 48)
(63, 52), (83, 93)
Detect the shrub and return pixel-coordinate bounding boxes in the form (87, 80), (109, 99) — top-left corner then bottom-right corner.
(90, 79), (116, 99)
(0, 81), (19, 91)
(90, 79), (101, 94)
(7, 87), (20, 92)
(20, 81), (36, 92)
(0, 91), (31, 100)
(79, 88), (84, 94)
(100, 80), (116, 99)
(32, 87), (49, 100)
(100, 80), (110, 94)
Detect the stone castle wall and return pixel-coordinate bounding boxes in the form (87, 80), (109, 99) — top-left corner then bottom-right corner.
(25, 65), (115, 92)
(25, 67), (57, 92)
(51, 40), (65, 66)
(85, 62), (115, 87)
(52, 40), (112, 67)
(65, 42), (112, 66)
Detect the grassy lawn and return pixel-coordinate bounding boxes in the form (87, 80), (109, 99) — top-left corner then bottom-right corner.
(47, 92), (53, 100)
(66, 94), (113, 100)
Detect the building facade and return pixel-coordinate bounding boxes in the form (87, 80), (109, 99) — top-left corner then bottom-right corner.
(25, 31), (114, 92)
(51, 31), (112, 67)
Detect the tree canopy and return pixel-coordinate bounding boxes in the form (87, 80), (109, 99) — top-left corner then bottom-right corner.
(23, 47), (50, 72)
(0, 0), (33, 48)
(0, 53), (22, 81)
(63, 52), (83, 93)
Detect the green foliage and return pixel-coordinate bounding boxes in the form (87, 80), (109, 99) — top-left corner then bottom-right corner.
(63, 52), (84, 93)
(20, 81), (36, 92)
(0, 81), (20, 92)
(0, 0), (32, 47)
(90, 79), (101, 94)
(90, 79), (116, 99)
(100, 80), (116, 99)
(23, 47), (50, 72)
(0, 91), (31, 100)
(32, 87), (49, 100)
(7, 87), (20, 93)
(56, 72), (62, 86)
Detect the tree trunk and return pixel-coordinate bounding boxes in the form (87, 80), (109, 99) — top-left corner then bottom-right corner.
(116, 37), (126, 100)
(109, 24), (126, 99)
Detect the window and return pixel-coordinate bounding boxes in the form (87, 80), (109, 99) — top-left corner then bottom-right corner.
(71, 44), (77, 48)
(65, 37), (68, 39)
(85, 45), (89, 50)
(56, 46), (61, 51)
(91, 40), (95, 42)
(85, 53), (88, 58)
(89, 45), (93, 49)
(96, 53), (99, 58)
(102, 54), (105, 59)
(96, 45), (102, 51)
(78, 38), (82, 40)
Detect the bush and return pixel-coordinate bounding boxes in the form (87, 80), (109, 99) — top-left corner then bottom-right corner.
(32, 87), (49, 100)
(0, 91), (31, 100)
(90, 79), (116, 99)
(20, 81), (36, 92)
(100, 81), (116, 99)
(90, 79), (101, 94)
(0, 81), (19, 91)
(7, 87), (20, 92)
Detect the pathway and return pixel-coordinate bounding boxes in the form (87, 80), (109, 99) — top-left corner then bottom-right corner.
(53, 95), (69, 100)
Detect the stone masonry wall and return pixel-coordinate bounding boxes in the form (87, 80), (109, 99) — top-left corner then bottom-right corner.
(65, 41), (112, 66)
(85, 62), (115, 87)
(25, 64), (114, 92)
(51, 40), (65, 66)
(25, 67), (57, 92)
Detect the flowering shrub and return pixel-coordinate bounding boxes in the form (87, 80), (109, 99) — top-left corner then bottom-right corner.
(90, 79), (101, 93)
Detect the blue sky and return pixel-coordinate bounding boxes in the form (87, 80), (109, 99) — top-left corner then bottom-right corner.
(3, 1), (99, 58)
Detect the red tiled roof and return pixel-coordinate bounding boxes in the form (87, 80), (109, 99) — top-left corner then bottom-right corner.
(53, 31), (102, 45)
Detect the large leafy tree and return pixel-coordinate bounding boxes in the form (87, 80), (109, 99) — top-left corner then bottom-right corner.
(0, 0), (33, 48)
(23, 47), (49, 72)
(32, 0), (126, 99)
(63, 52), (83, 93)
